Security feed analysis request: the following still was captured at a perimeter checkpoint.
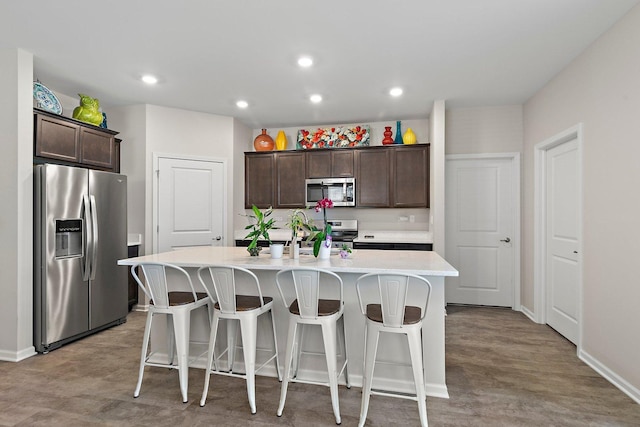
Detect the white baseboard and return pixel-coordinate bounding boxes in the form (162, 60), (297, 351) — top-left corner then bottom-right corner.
(520, 305), (538, 323)
(579, 349), (640, 405)
(132, 304), (149, 312)
(0, 346), (37, 362)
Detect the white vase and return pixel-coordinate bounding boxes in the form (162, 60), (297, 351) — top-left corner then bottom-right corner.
(289, 238), (300, 259)
(318, 241), (331, 259)
(270, 243), (284, 259)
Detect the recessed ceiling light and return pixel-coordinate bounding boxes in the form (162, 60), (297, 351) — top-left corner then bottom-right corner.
(298, 57), (313, 67)
(389, 87), (403, 97)
(310, 94), (322, 103)
(141, 74), (158, 85)
(236, 100), (249, 109)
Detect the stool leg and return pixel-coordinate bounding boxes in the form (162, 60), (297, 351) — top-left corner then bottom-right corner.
(206, 301), (217, 371)
(359, 323), (380, 427)
(200, 312), (220, 407)
(338, 314), (350, 388)
(321, 321), (341, 425)
(269, 309), (282, 381)
(407, 327), (428, 427)
(292, 323), (304, 378)
(277, 318), (298, 417)
(166, 315), (175, 366)
(172, 310), (191, 403)
(227, 319), (238, 372)
(134, 310), (153, 398)
(240, 315), (258, 414)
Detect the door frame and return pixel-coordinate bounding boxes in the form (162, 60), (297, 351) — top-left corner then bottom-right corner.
(152, 152), (228, 253)
(533, 124), (583, 348)
(445, 152), (521, 310)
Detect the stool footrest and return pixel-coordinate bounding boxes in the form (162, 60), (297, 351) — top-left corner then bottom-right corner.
(370, 388), (420, 402)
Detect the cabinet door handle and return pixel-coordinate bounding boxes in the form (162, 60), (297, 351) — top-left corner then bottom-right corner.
(500, 237), (511, 243)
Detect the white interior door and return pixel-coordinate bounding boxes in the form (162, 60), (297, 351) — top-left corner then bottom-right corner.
(545, 139), (579, 344)
(157, 157), (225, 252)
(445, 156), (516, 307)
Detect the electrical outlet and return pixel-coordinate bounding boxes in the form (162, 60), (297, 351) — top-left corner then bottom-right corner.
(409, 215), (415, 223)
(399, 216), (409, 222)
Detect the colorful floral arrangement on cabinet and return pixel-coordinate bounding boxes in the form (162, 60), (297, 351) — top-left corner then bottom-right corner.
(297, 125), (370, 149)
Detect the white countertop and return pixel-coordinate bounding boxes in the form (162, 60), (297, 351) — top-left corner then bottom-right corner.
(118, 245), (457, 277)
(127, 233), (142, 246)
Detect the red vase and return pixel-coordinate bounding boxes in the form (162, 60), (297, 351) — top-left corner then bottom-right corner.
(382, 126), (394, 145)
(254, 129), (275, 151)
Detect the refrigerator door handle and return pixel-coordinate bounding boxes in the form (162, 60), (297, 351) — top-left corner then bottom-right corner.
(89, 195), (99, 281)
(82, 194), (92, 281)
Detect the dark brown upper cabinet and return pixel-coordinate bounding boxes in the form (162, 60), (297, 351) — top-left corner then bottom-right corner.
(275, 151), (306, 208)
(34, 109), (119, 172)
(392, 145), (430, 208)
(244, 152), (275, 209)
(306, 149), (354, 178)
(245, 144), (430, 209)
(355, 148), (391, 207)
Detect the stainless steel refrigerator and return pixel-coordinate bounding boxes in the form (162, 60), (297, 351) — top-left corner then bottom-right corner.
(34, 164), (128, 353)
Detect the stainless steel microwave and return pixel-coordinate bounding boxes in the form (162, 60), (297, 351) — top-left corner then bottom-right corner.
(305, 177), (356, 207)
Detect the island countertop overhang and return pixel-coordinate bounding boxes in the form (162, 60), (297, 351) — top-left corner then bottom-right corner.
(118, 246), (459, 277)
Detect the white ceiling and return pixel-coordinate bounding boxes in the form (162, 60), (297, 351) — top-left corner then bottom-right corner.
(2, 1), (638, 128)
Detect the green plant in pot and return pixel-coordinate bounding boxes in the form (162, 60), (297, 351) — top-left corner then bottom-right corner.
(286, 209), (311, 245)
(286, 209), (314, 258)
(244, 205), (275, 256)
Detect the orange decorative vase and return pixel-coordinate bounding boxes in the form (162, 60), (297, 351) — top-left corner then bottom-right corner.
(382, 126), (394, 144)
(254, 129), (274, 151)
(275, 130), (288, 150)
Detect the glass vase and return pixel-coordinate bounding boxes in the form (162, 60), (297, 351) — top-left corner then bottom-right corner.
(394, 121), (403, 144)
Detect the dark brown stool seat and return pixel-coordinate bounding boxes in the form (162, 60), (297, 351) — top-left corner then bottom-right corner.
(289, 298), (341, 316)
(215, 295), (273, 311)
(365, 304), (422, 325)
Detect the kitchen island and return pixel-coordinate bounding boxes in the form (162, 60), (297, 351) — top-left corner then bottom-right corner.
(118, 246), (458, 398)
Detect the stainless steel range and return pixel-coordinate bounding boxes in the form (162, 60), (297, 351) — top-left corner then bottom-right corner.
(325, 219), (358, 249)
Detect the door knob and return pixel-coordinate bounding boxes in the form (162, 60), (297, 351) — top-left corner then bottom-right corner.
(213, 236), (222, 241)
(500, 237), (511, 243)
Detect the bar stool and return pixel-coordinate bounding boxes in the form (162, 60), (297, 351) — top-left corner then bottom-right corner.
(197, 265), (281, 414)
(275, 267), (350, 425)
(355, 272), (432, 427)
(130, 262), (212, 403)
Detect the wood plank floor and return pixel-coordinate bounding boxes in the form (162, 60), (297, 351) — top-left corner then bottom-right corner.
(0, 306), (638, 426)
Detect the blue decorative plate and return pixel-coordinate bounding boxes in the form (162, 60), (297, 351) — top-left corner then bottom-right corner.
(33, 82), (62, 115)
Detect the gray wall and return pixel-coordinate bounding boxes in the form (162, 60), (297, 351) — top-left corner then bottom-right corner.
(523, 3), (640, 397)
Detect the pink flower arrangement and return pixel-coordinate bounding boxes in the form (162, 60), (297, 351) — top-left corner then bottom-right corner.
(311, 198), (333, 256)
(314, 198), (334, 212)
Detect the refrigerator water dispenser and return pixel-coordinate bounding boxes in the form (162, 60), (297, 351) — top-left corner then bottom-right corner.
(55, 219), (83, 258)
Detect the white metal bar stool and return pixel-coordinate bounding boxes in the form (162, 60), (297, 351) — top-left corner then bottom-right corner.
(275, 267), (350, 425)
(197, 265), (281, 414)
(355, 272), (432, 427)
(130, 262), (212, 403)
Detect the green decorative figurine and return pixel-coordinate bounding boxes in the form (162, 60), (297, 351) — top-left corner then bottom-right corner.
(72, 94), (103, 126)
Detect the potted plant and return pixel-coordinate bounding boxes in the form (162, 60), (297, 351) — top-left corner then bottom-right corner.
(286, 209), (312, 258)
(308, 198), (333, 258)
(339, 244), (352, 259)
(244, 205), (275, 256)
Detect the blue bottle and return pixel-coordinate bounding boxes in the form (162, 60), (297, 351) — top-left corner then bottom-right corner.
(394, 121), (403, 144)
